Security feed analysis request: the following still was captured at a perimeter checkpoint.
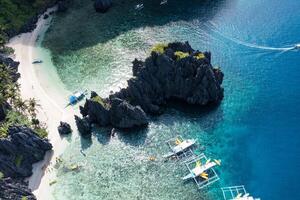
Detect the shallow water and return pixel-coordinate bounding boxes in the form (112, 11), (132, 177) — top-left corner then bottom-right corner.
(42, 0), (300, 199)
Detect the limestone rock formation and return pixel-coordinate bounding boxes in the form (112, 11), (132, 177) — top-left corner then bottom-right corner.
(0, 178), (36, 200)
(0, 126), (52, 178)
(58, 121), (72, 135)
(75, 115), (92, 136)
(76, 41), (224, 130)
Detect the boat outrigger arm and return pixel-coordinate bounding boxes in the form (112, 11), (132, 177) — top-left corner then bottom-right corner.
(163, 138), (196, 158)
(221, 185), (261, 200)
(182, 159), (221, 180)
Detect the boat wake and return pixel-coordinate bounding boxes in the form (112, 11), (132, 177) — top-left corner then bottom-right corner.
(204, 21), (296, 52)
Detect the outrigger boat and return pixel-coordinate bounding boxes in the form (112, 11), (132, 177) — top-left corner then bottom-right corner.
(182, 158), (221, 180)
(32, 60), (43, 64)
(292, 43), (300, 50)
(160, 0), (168, 5)
(163, 136), (196, 158)
(66, 90), (87, 107)
(221, 185), (261, 200)
(135, 3), (144, 10)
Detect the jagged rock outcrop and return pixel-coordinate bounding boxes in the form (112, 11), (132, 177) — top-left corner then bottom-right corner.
(0, 55), (20, 82)
(58, 121), (72, 135)
(109, 98), (148, 128)
(0, 178), (36, 200)
(0, 126), (52, 178)
(76, 41), (224, 130)
(94, 0), (112, 13)
(75, 115), (92, 136)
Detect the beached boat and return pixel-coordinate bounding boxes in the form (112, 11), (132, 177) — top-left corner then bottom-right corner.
(67, 90), (87, 106)
(32, 60), (43, 64)
(163, 136), (196, 158)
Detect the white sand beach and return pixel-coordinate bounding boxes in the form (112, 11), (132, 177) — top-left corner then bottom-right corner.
(8, 7), (79, 200)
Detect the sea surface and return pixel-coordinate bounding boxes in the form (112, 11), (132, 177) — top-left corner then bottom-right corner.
(40, 0), (300, 199)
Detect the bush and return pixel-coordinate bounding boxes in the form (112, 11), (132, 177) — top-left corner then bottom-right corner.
(151, 43), (168, 54)
(174, 51), (189, 60)
(15, 154), (23, 167)
(0, 171), (4, 180)
(194, 52), (205, 60)
(91, 95), (110, 109)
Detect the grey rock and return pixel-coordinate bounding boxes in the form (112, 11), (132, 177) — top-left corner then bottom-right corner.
(0, 126), (52, 178)
(110, 98), (148, 128)
(75, 115), (91, 136)
(58, 121), (72, 135)
(0, 178), (36, 200)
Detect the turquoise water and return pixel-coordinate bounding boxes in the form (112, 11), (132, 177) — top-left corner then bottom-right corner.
(42, 0), (300, 199)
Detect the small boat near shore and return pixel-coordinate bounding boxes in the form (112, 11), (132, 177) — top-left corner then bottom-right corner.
(182, 158), (221, 180)
(32, 60), (43, 64)
(163, 136), (196, 158)
(66, 90), (87, 107)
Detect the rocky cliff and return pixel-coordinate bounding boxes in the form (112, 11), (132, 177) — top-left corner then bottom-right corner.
(76, 42), (224, 131)
(0, 126), (52, 199)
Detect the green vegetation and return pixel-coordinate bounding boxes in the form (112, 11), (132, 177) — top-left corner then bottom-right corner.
(21, 196), (28, 200)
(0, 171), (4, 180)
(91, 95), (111, 109)
(0, 63), (48, 138)
(174, 51), (189, 60)
(151, 43), (168, 54)
(194, 52), (205, 60)
(0, 0), (56, 54)
(14, 154), (23, 167)
(0, 0), (56, 35)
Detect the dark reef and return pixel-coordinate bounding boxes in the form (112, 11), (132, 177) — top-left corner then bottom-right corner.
(76, 41), (224, 131)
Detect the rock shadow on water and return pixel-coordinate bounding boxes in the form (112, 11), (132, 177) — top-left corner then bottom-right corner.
(116, 126), (148, 146)
(44, 0), (229, 52)
(156, 98), (224, 133)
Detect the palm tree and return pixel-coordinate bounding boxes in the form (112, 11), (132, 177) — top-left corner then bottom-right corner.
(13, 98), (28, 113)
(27, 98), (40, 119)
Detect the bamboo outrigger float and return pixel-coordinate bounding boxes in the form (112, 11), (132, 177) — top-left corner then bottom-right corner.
(221, 186), (261, 200)
(182, 154), (220, 189)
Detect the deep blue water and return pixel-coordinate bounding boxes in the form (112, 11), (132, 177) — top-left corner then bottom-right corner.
(43, 0), (300, 199)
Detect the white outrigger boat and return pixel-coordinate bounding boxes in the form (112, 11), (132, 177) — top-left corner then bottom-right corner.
(221, 185), (261, 200)
(293, 43), (300, 50)
(163, 136), (196, 158)
(135, 3), (144, 10)
(182, 154), (220, 189)
(182, 158), (221, 180)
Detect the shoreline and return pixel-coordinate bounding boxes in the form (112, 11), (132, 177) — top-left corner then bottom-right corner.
(8, 7), (78, 200)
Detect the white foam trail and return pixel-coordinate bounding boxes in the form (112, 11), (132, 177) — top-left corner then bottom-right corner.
(205, 21), (295, 52)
